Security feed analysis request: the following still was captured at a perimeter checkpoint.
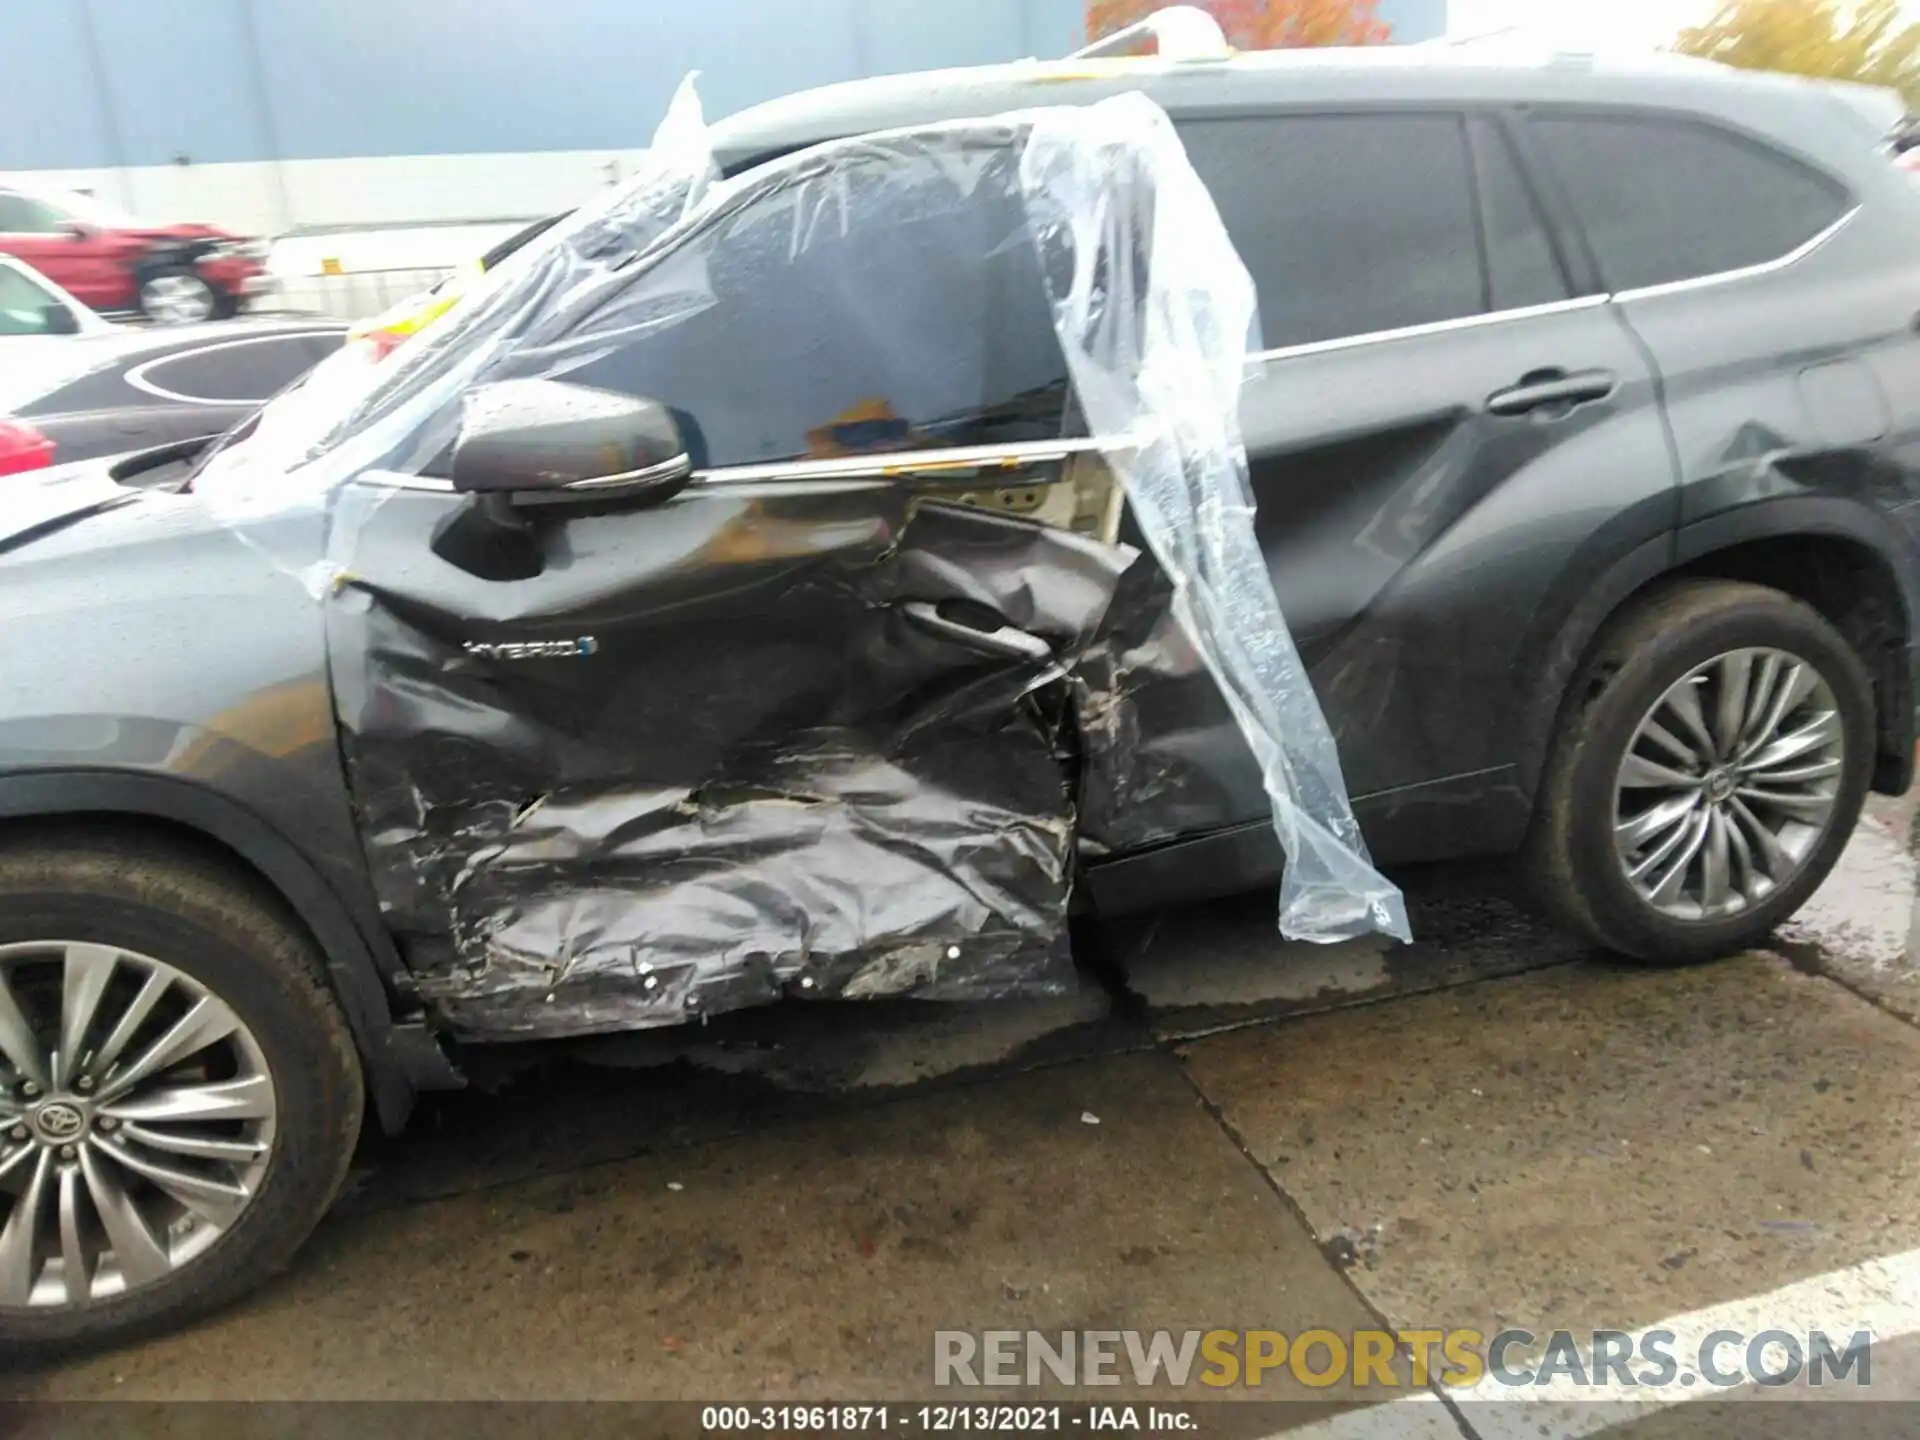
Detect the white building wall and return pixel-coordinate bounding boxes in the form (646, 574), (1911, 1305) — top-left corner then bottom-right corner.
(9, 149), (655, 239)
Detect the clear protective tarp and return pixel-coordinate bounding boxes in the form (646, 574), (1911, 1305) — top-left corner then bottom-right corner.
(193, 77), (1406, 1038)
(191, 74), (723, 571)
(1021, 96), (1409, 944)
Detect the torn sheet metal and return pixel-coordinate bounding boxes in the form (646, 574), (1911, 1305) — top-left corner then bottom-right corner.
(194, 76), (1405, 1039)
(1072, 550), (1273, 856)
(333, 495), (1128, 1038)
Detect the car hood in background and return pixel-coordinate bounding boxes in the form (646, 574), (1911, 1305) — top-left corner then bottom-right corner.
(121, 222), (229, 242)
(115, 222), (253, 253)
(0, 320), (345, 417)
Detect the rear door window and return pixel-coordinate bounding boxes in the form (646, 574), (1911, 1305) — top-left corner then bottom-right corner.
(1527, 113), (1851, 291)
(1475, 124), (1573, 312)
(1177, 114), (1490, 349)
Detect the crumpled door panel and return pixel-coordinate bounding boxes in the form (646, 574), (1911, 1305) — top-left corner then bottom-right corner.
(332, 492), (1131, 1038)
(1074, 551), (1270, 856)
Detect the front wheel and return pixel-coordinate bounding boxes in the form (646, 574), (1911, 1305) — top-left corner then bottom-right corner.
(1526, 579), (1875, 964)
(137, 268), (217, 325)
(0, 839), (363, 1351)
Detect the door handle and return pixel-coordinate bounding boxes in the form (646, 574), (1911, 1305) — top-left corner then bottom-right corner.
(1486, 368), (1618, 417)
(902, 601), (1053, 662)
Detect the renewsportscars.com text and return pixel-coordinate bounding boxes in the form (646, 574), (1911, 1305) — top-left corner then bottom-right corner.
(934, 1328), (1874, 1390)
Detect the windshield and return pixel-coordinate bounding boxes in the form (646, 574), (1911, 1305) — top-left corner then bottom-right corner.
(0, 264), (62, 337)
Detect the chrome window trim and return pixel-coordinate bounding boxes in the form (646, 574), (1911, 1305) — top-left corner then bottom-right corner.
(355, 472), (455, 492)
(559, 452), (691, 491)
(353, 437), (1110, 494)
(1248, 294), (1612, 365)
(1608, 206), (1858, 303)
(349, 207), (1856, 500)
(689, 436), (1111, 487)
(686, 477), (895, 499)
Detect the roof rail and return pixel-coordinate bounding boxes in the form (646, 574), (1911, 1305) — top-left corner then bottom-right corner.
(1071, 5), (1232, 61)
(1429, 25), (1594, 58)
(1426, 24), (1522, 46)
(1437, 27), (1738, 70)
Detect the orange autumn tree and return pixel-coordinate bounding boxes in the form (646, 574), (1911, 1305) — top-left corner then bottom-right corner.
(1086, 0), (1391, 49)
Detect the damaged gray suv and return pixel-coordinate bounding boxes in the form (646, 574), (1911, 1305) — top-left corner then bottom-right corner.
(5, 40), (1920, 1348)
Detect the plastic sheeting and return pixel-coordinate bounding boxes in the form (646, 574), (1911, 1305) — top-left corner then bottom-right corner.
(191, 74), (722, 575)
(194, 77), (1406, 1039)
(1023, 96), (1409, 944)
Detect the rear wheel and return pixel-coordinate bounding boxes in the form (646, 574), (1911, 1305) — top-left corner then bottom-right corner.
(0, 839), (362, 1350)
(1526, 580), (1874, 963)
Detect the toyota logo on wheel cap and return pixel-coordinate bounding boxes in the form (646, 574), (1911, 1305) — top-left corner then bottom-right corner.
(32, 1102), (86, 1142)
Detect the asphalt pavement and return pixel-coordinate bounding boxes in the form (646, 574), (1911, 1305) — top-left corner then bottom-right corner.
(6, 794), (1919, 1438)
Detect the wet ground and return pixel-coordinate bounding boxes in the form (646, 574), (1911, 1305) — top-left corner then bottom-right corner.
(7, 797), (1920, 1437)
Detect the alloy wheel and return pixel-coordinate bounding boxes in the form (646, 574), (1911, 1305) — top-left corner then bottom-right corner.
(140, 274), (216, 325)
(1613, 647), (1846, 922)
(0, 942), (276, 1309)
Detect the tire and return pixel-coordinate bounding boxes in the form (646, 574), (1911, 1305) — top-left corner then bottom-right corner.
(0, 837), (363, 1351)
(137, 268), (218, 325)
(1525, 579), (1875, 964)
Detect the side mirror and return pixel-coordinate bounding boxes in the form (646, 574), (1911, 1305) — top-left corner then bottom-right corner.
(61, 221), (93, 242)
(451, 378), (692, 505)
(40, 302), (80, 336)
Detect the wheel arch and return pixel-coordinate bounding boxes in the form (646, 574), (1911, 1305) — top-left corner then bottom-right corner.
(1522, 496), (1918, 805)
(0, 769), (460, 1130)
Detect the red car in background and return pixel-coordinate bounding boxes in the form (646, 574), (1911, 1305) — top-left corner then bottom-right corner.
(0, 184), (272, 325)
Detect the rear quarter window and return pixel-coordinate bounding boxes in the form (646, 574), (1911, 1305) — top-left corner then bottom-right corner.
(1526, 113), (1852, 292)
